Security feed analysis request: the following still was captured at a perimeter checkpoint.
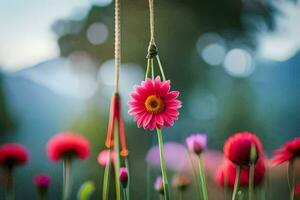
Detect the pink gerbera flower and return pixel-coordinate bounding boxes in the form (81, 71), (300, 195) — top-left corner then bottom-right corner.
(0, 143), (29, 168)
(46, 132), (90, 162)
(128, 76), (181, 131)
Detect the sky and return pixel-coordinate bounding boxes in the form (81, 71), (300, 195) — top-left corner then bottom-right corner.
(0, 0), (112, 71)
(0, 0), (299, 71)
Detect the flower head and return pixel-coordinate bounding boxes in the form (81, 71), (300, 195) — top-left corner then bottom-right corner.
(128, 76), (181, 131)
(224, 132), (263, 166)
(119, 167), (128, 188)
(272, 137), (300, 165)
(33, 174), (51, 188)
(46, 132), (90, 162)
(154, 176), (164, 194)
(0, 143), (29, 168)
(186, 134), (207, 155)
(215, 158), (266, 188)
(97, 150), (115, 168)
(172, 174), (191, 190)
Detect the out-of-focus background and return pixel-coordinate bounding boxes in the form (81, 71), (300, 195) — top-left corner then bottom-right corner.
(0, 0), (299, 199)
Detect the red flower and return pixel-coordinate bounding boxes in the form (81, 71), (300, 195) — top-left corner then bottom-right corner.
(97, 150), (115, 168)
(272, 137), (300, 165)
(128, 76), (181, 131)
(33, 174), (51, 188)
(295, 183), (300, 195)
(0, 143), (29, 168)
(47, 132), (90, 162)
(224, 132), (263, 166)
(215, 158), (266, 188)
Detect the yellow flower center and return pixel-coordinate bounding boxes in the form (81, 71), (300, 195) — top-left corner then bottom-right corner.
(145, 95), (164, 114)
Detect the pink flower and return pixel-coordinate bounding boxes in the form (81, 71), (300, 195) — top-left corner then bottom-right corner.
(119, 167), (128, 188)
(33, 174), (51, 188)
(128, 76), (181, 130)
(154, 176), (164, 194)
(271, 137), (300, 165)
(46, 132), (90, 162)
(186, 134), (207, 154)
(0, 143), (29, 168)
(97, 150), (115, 168)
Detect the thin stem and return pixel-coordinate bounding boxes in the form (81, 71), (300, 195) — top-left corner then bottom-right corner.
(114, 0), (121, 93)
(156, 128), (170, 200)
(114, 124), (121, 200)
(232, 166), (240, 200)
(288, 160), (295, 200)
(63, 157), (72, 200)
(156, 55), (166, 81)
(186, 152), (200, 197)
(248, 163), (255, 200)
(122, 188), (127, 200)
(198, 155), (208, 200)
(179, 189), (183, 200)
(102, 149), (112, 200)
(125, 157), (130, 200)
(145, 59), (151, 80)
(5, 167), (14, 200)
(151, 58), (154, 79)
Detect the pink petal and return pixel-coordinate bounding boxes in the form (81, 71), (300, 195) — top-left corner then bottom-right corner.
(143, 113), (153, 128)
(159, 80), (170, 96)
(165, 91), (180, 100)
(155, 114), (164, 125)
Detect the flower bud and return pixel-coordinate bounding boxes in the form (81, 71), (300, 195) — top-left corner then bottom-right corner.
(119, 167), (128, 188)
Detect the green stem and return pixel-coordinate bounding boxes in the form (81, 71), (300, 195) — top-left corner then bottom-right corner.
(102, 149), (112, 200)
(156, 55), (166, 81)
(145, 59), (151, 80)
(179, 189), (183, 200)
(232, 166), (240, 200)
(224, 174), (229, 200)
(125, 157), (130, 200)
(248, 163), (255, 200)
(151, 58), (154, 79)
(156, 128), (170, 200)
(114, 124), (121, 200)
(288, 160), (295, 200)
(198, 155), (208, 200)
(187, 152), (200, 197)
(63, 157), (72, 200)
(5, 167), (14, 200)
(122, 187), (127, 200)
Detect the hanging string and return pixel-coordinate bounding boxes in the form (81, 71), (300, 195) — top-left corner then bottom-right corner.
(114, 0), (121, 93)
(149, 0), (155, 45)
(147, 0), (158, 59)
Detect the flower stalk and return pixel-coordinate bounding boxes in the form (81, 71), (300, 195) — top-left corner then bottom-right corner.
(102, 149), (112, 200)
(198, 155), (208, 200)
(62, 157), (72, 200)
(156, 128), (170, 200)
(232, 166), (240, 200)
(288, 159), (295, 200)
(5, 167), (14, 200)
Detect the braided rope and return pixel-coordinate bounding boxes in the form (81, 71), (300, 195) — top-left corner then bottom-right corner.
(114, 0), (121, 93)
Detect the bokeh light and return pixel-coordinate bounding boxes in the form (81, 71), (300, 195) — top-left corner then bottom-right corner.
(197, 33), (226, 66)
(223, 48), (255, 77)
(86, 23), (109, 45)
